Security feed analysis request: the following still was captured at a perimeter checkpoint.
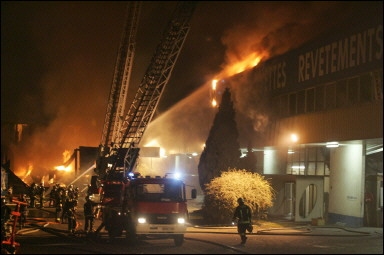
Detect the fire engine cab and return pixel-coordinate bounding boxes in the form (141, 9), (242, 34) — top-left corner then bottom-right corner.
(98, 172), (196, 246)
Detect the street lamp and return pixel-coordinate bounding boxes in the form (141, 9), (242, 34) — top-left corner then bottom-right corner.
(290, 133), (299, 143)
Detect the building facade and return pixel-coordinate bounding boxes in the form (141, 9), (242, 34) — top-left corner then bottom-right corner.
(230, 15), (383, 227)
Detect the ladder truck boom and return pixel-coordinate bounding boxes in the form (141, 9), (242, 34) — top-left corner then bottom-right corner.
(96, 2), (142, 177)
(101, 2), (141, 150)
(90, 2), (197, 244)
(97, 2), (197, 178)
(95, 1), (142, 177)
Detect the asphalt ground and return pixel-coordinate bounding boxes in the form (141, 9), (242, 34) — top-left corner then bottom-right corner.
(11, 207), (383, 238)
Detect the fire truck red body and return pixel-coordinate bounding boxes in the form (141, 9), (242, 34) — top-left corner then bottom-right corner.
(97, 173), (195, 245)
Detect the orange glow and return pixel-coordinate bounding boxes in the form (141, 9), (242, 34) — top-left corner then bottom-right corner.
(144, 140), (160, 147)
(211, 99), (217, 107)
(55, 165), (72, 172)
(54, 149), (74, 172)
(210, 79), (218, 107)
(290, 134), (299, 143)
(62, 150), (71, 162)
(211, 79), (217, 90)
(18, 163), (33, 183)
(224, 53), (262, 77)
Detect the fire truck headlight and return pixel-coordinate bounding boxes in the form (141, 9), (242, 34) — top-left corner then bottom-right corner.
(177, 217), (185, 224)
(138, 217), (146, 224)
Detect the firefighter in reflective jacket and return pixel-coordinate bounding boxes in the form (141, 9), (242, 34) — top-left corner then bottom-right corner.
(232, 198), (252, 244)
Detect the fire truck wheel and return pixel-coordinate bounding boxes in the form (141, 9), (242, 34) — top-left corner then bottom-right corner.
(173, 234), (184, 246)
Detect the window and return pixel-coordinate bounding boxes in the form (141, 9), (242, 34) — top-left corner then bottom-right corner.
(360, 73), (374, 102)
(315, 86), (324, 111)
(325, 83), (336, 109)
(297, 90), (305, 114)
(336, 80), (348, 108)
(306, 88), (315, 113)
(286, 147), (329, 176)
(289, 93), (297, 115)
(348, 76), (359, 104)
(279, 95), (289, 117)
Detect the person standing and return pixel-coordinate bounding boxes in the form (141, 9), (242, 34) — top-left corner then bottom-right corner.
(37, 183), (45, 208)
(83, 196), (95, 233)
(28, 183), (37, 208)
(67, 207), (77, 235)
(6, 186), (13, 204)
(1, 197), (11, 241)
(232, 197), (252, 245)
(17, 195), (28, 229)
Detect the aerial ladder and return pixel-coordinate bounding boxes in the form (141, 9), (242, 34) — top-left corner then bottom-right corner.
(91, 1), (196, 241)
(95, 1), (142, 179)
(95, 2), (196, 180)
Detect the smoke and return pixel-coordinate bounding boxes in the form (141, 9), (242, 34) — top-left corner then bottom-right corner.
(210, 1), (380, 138)
(2, 2), (380, 183)
(2, 2), (126, 183)
(143, 1), (381, 150)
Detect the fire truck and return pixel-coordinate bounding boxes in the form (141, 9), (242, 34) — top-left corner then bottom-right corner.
(90, 2), (197, 246)
(99, 173), (195, 246)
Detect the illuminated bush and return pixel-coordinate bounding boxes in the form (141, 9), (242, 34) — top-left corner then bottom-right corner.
(202, 168), (275, 224)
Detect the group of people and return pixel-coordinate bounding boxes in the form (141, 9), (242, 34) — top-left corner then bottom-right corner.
(48, 183), (80, 209)
(27, 183), (46, 208)
(49, 184), (95, 235)
(4, 189), (251, 241)
(1, 193), (96, 238)
(59, 194), (95, 235)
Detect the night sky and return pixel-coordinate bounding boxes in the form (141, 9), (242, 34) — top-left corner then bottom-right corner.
(1, 1), (382, 182)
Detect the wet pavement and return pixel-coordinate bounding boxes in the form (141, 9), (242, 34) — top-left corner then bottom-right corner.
(14, 207), (383, 238)
(4, 206), (381, 254)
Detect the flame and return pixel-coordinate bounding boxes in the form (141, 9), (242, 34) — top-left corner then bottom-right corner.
(62, 150), (71, 162)
(224, 53), (262, 77)
(19, 163), (33, 183)
(54, 149), (74, 172)
(54, 165), (72, 172)
(210, 79), (218, 107)
(209, 52), (265, 108)
(211, 99), (217, 107)
(211, 79), (217, 90)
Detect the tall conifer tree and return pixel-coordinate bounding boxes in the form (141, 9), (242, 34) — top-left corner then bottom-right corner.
(198, 87), (241, 191)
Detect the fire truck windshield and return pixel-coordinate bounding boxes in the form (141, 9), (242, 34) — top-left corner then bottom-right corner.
(135, 182), (184, 202)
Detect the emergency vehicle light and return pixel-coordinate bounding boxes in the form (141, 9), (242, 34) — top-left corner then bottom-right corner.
(138, 217), (146, 224)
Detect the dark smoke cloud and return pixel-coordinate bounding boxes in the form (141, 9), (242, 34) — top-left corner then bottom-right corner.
(1, 1), (381, 182)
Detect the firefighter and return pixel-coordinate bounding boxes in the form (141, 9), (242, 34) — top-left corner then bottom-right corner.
(55, 198), (63, 223)
(61, 194), (71, 224)
(232, 198), (252, 245)
(37, 183), (45, 208)
(14, 195), (28, 229)
(28, 183), (37, 208)
(48, 184), (58, 207)
(6, 186), (13, 204)
(67, 207), (77, 235)
(83, 196), (95, 233)
(1, 197), (11, 241)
